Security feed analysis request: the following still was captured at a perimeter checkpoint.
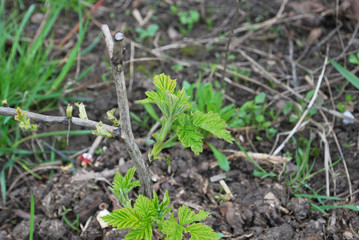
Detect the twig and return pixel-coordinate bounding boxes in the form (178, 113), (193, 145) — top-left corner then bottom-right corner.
(237, 47), (358, 123)
(101, 25), (152, 198)
(287, 32), (298, 87)
(71, 167), (119, 182)
(221, 0), (240, 83)
(316, 130), (332, 197)
(129, 41), (135, 95)
(273, 45), (329, 155)
(0, 107), (116, 133)
(224, 150), (290, 165)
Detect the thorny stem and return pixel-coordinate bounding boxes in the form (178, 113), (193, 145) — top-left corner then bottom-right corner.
(101, 25), (152, 198)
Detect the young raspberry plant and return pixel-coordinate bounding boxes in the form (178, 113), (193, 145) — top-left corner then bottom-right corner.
(138, 74), (234, 161)
(102, 166), (220, 240)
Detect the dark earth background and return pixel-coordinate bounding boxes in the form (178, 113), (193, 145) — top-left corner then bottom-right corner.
(1, 0), (359, 239)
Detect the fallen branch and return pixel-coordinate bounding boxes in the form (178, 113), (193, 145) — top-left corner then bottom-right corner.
(226, 151), (290, 165)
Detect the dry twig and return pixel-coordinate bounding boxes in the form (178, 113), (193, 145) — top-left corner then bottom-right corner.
(273, 45), (329, 155)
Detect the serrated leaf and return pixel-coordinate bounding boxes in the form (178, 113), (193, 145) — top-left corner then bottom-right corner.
(134, 195), (157, 217)
(177, 113), (191, 126)
(161, 218), (184, 240)
(186, 223), (219, 240)
(192, 211), (211, 222)
(152, 190), (159, 210)
(138, 91), (163, 105)
(112, 166), (140, 194)
(153, 73), (177, 93)
(192, 111), (233, 143)
(102, 208), (141, 229)
(160, 190), (170, 209)
(178, 206), (210, 225)
(177, 124), (203, 155)
(125, 221), (153, 240)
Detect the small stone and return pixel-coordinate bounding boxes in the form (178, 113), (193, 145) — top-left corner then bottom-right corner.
(96, 209), (110, 229)
(343, 231), (354, 240)
(31, 12), (44, 24)
(343, 111), (355, 125)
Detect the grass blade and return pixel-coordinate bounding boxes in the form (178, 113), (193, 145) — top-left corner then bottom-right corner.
(49, 10), (90, 91)
(329, 58), (359, 90)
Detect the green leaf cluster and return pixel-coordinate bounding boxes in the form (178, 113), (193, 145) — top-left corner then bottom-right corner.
(138, 74), (233, 160)
(14, 107), (38, 133)
(107, 108), (120, 127)
(92, 121), (114, 138)
(102, 167), (219, 240)
(109, 166), (141, 208)
(135, 24), (159, 41)
(161, 206), (218, 240)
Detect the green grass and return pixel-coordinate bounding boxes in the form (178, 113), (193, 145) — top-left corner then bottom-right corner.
(330, 58), (359, 90)
(0, 1), (90, 205)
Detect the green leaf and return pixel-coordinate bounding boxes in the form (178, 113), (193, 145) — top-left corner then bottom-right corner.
(74, 102), (88, 119)
(107, 108), (119, 127)
(161, 218), (184, 240)
(192, 111), (233, 143)
(154, 73), (177, 93)
(178, 206), (210, 225)
(207, 143), (229, 171)
(158, 189), (171, 210)
(135, 195), (157, 217)
(125, 221), (153, 240)
(177, 124), (204, 155)
(329, 58), (359, 90)
(139, 75), (190, 120)
(66, 104), (73, 118)
(255, 92), (266, 104)
(138, 91), (163, 105)
(283, 103), (292, 115)
(348, 54), (358, 64)
(306, 89), (315, 99)
(102, 208), (142, 229)
(255, 114), (264, 123)
(112, 166), (141, 194)
(92, 121), (113, 138)
(143, 103), (161, 122)
(344, 204), (359, 211)
(185, 223), (219, 240)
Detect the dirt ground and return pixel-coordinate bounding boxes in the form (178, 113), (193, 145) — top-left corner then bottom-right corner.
(1, 0), (359, 239)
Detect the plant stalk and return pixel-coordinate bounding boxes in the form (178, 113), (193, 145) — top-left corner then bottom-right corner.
(101, 25), (152, 198)
(150, 118), (172, 160)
